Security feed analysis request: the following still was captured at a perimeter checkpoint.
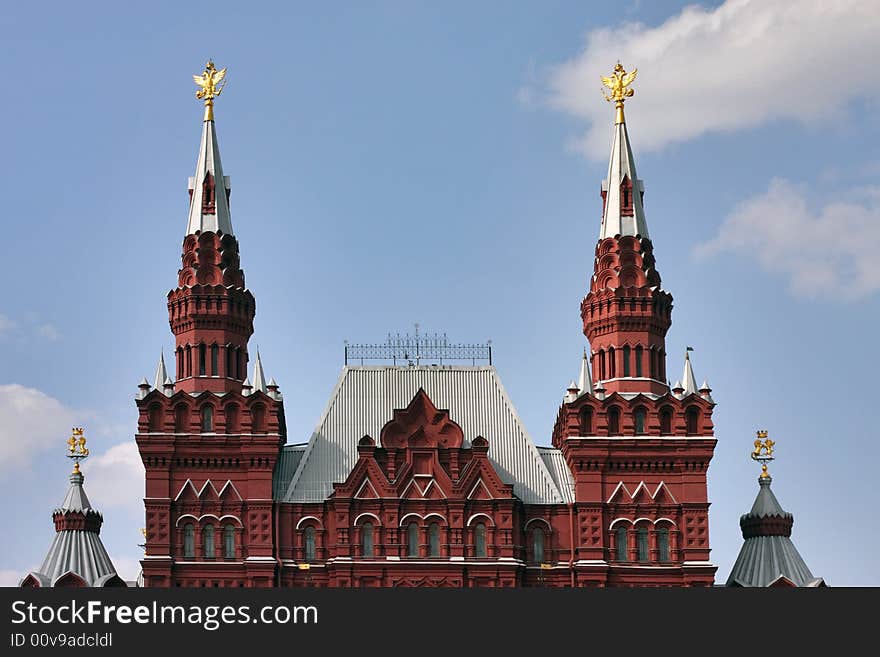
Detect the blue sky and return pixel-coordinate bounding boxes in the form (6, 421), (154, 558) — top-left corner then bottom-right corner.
(1, 0), (878, 586)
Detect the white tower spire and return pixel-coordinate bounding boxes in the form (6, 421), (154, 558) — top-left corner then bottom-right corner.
(252, 350), (267, 393)
(153, 349), (168, 390)
(578, 348), (593, 396)
(682, 350), (698, 395)
(186, 61), (232, 236)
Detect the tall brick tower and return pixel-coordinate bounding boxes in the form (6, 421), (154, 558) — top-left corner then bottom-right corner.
(552, 64), (717, 586)
(136, 62), (285, 587)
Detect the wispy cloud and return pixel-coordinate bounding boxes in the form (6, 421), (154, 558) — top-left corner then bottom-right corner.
(85, 441), (144, 513)
(36, 323), (61, 341)
(535, 0), (880, 159)
(694, 179), (880, 300)
(0, 384), (77, 474)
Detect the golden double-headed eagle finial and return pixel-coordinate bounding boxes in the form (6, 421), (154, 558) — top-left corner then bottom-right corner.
(193, 60), (227, 122)
(750, 429), (776, 478)
(67, 427), (89, 474)
(601, 62), (638, 125)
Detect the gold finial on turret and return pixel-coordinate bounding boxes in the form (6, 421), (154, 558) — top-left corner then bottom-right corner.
(193, 60), (227, 122)
(750, 429), (775, 479)
(601, 62), (638, 125)
(67, 427), (89, 474)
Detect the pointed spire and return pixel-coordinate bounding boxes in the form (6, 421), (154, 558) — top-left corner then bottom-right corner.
(577, 348), (593, 396)
(241, 377), (252, 396)
(153, 349), (168, 391)
(186, 61), (232, 236)
(599, 63), (647, 240)
(252, 351), (267, 393)
(163, 376), (174, 396)
(682, 350), (698, 395)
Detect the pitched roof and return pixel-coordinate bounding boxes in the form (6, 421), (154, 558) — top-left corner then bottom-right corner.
(186, 115), (232, 235)
(600, 120), (648, 240)
(24, 471), (120, 587)
(278, 366), (568, 504)
(726, 476), (823, 587)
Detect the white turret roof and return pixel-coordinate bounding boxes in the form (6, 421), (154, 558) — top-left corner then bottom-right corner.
(599, 120), (648, 240)
(186, 116), (232, 235)
(682, 351), (698, 395)
(153, 349), (168, 390)
(252, 351), (267, 393)
(577, 349), (593, 396)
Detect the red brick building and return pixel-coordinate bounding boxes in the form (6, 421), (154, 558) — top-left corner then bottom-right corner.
(135, 63), (717, 587)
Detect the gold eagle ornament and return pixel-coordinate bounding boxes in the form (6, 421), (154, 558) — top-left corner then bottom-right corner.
(193, 60), (227, 121)
(601, 62), (637, 124)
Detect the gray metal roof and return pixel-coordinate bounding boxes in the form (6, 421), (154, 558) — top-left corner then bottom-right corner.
(279, 366), (567, 504)
(537, 447), (576, 504)
(24, 472), (119, 587)
(273, 444), (307, 500)
(600, 120), (648, 240)
(29, 530), (119, 587)
(726, 476), (822, 587)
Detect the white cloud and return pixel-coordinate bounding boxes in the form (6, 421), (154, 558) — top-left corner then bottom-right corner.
(695, 179), (880, 299)
(0, 384), (77, 475)
(541, 0), (880, 159)
(36, 323), (61, 341)
(85, 441), (144, 513)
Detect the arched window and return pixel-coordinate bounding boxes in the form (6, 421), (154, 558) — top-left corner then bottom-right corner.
(607, 407), (620, 435)
(251, 404), (265, 432)
(407, 523), (419, 557)
(177, 348), (184, 380)
(224, 524), (235, 559)
(686, 407), (699, 435)
(637, 527), (649, 562)
(362, 522), (374, 558)
(201, 406), (213, 433)
(211, 344), (219, 376)
(148, 403), (162, 431)
(474, 523), (487, 558)
(198, 344), (206, 376)
(429, 523), (441, 557)
(183, 523), (195, 558)
(635, 346), (643, 377)
(174, 404), (188, 432)
(660, 407), (673, 435)
(608, 347), (616, 378)
(622, 346), (631, 377)
(634, 407), (647, 435)
(225, 404), (238, 433)
(304, 526), (316, 562)
(649, 348), (657, 379)
(657, 527), (670, 562)
(531, 527), (545, 563)
(615, 526), (627, 562)
(203, 525), (215, 560)
(598, 350), (606, 380)
(580, 407), (593, 435)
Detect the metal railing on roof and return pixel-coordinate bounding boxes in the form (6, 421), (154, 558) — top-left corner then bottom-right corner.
(345, 328), (492, 367)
